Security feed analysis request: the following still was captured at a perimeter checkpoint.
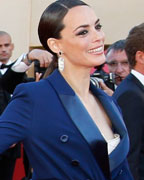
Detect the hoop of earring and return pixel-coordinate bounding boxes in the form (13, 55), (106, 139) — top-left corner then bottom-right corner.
(58, 51), (64, 71)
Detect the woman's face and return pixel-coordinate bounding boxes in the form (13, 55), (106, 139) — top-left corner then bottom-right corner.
(58, 5), (105, 69)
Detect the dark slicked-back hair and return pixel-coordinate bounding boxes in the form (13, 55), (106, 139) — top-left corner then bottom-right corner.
(106, 39), (126, 55)
(125, 23), (144, 68)
(38, 0), (88, 56)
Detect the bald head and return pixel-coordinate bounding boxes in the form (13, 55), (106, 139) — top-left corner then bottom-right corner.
(0, 31), (11, 37)
(0, 31), (14, 63)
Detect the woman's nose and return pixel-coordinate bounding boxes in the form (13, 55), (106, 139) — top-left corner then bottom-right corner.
(92, 29), (105, 43)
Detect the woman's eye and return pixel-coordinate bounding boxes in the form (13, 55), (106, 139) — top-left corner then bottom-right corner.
(95, 24), (102, 30)
(77, 30), (88, 36)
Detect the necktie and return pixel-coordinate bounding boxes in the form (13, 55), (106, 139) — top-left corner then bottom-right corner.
(0, 64), (11, 69)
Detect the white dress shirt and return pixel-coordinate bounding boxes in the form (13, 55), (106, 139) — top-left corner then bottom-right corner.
(0, 53), (31, 74)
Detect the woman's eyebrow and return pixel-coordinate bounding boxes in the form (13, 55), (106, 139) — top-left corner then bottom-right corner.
(73, 18), (100, 32)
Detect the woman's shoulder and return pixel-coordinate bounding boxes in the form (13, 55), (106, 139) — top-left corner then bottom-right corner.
(17, 78), (50, 89)
(12, 78), (52, 99)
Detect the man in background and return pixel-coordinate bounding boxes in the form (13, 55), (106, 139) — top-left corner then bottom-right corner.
(106, 39), (130, 87)
(98, 39), (130, 95)
(113, 23), (144, 180)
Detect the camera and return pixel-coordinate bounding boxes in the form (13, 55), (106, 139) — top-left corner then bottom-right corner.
(90, 65), (115, 90)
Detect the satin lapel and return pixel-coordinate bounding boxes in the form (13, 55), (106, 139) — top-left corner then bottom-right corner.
(90, 83), (129, 172)
(47, 70), (110, 179)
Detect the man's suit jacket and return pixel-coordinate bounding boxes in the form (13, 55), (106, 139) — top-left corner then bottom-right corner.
(0, 69), (133, 180)
(113, 73), (144, 180)
(0, 66), (25, 94)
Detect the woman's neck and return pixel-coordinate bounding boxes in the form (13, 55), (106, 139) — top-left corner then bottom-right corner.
(61, 67), (91, 98)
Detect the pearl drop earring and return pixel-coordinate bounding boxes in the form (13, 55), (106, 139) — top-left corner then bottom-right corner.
(58, 51), (64, 71)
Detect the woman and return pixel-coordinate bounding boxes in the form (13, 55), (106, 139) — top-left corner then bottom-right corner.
(0, 0), (133, 179)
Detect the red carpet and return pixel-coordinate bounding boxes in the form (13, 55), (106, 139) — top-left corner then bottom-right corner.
(13, 146), (25, 180)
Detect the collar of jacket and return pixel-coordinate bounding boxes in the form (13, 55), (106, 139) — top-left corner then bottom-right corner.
(47, 69), (129, 175)
(129, 73), (144, 90)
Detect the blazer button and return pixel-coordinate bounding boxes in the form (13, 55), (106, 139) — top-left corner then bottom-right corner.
(71, 159), (80, 166)
(119, 169), (123, 175)
(60, 135), (69, 143)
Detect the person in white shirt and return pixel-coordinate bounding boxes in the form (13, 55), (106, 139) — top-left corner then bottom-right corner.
(113, 23), (144, 180)
(0, 31), (53, 92)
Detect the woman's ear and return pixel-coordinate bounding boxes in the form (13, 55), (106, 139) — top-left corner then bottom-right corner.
(47, 38), (60, 54)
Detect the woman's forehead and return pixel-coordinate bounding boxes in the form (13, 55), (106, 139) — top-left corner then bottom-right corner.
(63, 6), (98, 29)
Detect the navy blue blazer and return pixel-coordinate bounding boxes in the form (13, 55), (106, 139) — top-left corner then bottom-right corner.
(0, 69), (133, 180)
(113, 73), (144, 180)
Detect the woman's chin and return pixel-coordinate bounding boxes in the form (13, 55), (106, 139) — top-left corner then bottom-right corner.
(94, 56), (106, 66)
